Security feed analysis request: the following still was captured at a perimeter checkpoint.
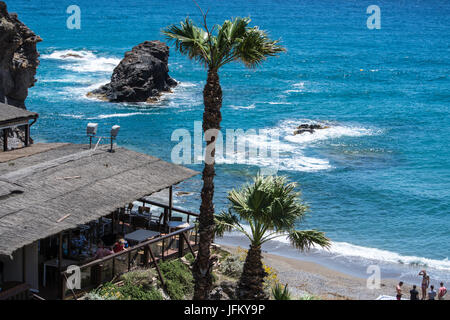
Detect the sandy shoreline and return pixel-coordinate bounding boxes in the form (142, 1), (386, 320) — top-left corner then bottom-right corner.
(220, 244), (414, 300)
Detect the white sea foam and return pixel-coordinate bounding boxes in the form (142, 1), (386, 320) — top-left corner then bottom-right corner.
(268, 101), (291, 105)
(229, 104), (256, 110)
(272, 234), (450, 273)
(214, 119), (378, 173)
(220, 229), (450, 276)
(42, 49), (120, 73)
(283, 121), (376, 145)
(91, 112), (150, 119)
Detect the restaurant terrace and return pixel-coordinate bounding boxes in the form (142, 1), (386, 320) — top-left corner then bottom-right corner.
(0, 142), (200, 300)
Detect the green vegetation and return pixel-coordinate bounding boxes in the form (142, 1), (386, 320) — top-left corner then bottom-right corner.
(272, 283), (292, 300)
(159, 259), (194, 300)
(299, 294), (320, 300)
(86, 258), (195, 300)
(215, 175), (331, 300)
(88, 270), (164, 300)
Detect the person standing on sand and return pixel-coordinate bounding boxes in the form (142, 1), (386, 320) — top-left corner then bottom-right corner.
(419, 270), (430, 300)
(428, 285), (437, 300)
(438, 282), (447, 300)
(410, 285), (419, 300)
(396, 281), (404, 300)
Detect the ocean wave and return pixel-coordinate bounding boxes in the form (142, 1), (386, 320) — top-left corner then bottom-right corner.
(273, 234), (450, 273)
(87, 112), (152, 119)
(268, 101), (292, 105)
(219, 229), (450, 277)
(229, 104), (256, 110)
(212, 119), (378, 173)
(278, 119), (377, 145)
(42, 49), (120, 73)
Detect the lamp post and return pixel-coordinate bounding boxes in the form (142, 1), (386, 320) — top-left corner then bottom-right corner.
(110, 125), (120, 152)
(86, 123), (98, 149)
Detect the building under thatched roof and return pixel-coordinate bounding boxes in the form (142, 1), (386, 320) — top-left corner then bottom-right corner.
(0, 143), (198, 257)
(0, 102), (38, 128)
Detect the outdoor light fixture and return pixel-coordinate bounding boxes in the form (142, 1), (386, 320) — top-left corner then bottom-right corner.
(110, 125), (120, 152)
(86, 123), (98, 148)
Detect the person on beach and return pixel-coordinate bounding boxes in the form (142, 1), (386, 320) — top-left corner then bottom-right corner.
(438, 282), (447, 300)
(419, 270), (430, 299)
(396, 281), (403, 300)
(428, 285), (437, 300)
(410, 285), (419, 300)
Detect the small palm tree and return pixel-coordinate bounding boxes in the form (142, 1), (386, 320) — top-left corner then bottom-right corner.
(163, 11), (285, 300)
(216, 175), (330, 300)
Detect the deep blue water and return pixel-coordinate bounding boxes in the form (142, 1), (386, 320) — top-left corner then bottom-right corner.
(7, 0), (450, 281)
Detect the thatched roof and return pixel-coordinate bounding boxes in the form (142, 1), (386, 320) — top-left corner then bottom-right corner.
(0, 102), (38, 127)
(0, 143), (198, 257)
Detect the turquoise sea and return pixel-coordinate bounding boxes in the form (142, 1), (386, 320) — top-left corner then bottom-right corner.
(7, 0), (450, 283)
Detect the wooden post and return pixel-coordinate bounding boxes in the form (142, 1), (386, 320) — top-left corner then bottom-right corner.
(24, 123), (30, 147)
(128, 251), (131, 271)
(182, 232), (196, 257)
(144, 246), (149, 268)
(22, 247), (26, 283)
(58, 233), (63, 299)
(163, 208), (168, 232)
(168, 186), (173, 221)
(3, 128), (8, 152)
(147, 245), (165, 288)
(178, 233), (184, 258)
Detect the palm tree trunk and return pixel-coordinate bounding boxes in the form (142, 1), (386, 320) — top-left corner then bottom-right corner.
(192, 69), (222, 300)
(237, 245), (268, 300)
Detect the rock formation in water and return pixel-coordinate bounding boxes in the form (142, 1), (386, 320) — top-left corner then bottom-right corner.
(0, 1), (41, 108)
(293, 123), (329, 135)
(87, 41), (177, 103)
(0, 1), (41, 150)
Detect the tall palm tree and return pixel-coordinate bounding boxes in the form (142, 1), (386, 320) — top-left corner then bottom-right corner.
(215, 175), (331, 300)
(163, 14), (285, 299)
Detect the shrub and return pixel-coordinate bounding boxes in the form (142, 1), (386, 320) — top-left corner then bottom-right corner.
(218, 254), (244, 278)
(159, 259), (194, 300)
(184, 252), (195, 264)
(272, 283), (292, 300)
(91, 269), (163, 300)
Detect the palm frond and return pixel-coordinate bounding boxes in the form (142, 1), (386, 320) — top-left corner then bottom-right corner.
(287, 230), (331, 251)
(214, 210), (241, 238)
(235, 27), (286, 68)
(162, 18), (211, 66)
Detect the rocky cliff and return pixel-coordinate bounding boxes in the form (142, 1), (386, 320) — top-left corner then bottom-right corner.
(0, 1), (41, 108)
(0, 1), (41, 149)
(87, 41), (177, 102)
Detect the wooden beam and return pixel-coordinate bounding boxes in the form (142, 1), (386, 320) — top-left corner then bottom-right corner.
(58, 232), (63, 299)
(3, 128), (8, 152)
(182, 232), (196, 257)
(22, 246), (26, 283)
(147, 244), (165, 288)
(24, 123), (30, 147)
(168, 186), (173, 220)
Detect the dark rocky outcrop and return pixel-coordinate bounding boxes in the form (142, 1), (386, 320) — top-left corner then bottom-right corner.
(87, 41), (177, 102)
(0, 1), (41, 149)
(293, 123), (329, 135)
(0, 1), (41, 108)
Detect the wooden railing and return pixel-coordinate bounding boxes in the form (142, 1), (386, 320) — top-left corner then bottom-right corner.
(60, 224), (198, 300)
(0, 282), (31, 300)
